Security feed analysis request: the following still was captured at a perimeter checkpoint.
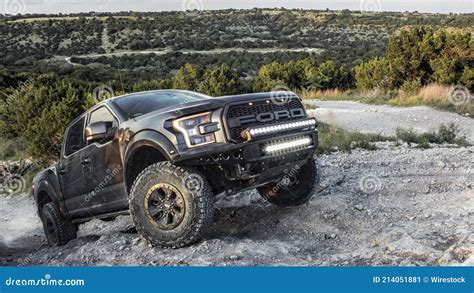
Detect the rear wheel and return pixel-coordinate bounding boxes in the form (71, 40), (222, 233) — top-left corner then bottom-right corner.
(41, 202), (77, 246)
(129, 162), (214, 248)
(257, 157), (320, 207)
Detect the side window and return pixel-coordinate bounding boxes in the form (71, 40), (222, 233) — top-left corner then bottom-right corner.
(89, 106), (118, 127)
(64, 117), (85, 156)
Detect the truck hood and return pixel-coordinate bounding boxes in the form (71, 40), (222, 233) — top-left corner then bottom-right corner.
(133, 91), (300, 122)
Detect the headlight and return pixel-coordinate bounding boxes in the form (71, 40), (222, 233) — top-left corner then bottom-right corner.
(172, 112), (218, 148)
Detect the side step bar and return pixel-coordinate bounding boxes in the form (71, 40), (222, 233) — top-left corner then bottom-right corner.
(72, 210), (130, 224)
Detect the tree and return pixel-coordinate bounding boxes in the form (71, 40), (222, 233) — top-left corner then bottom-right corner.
(304, 60), (352, 90)
(354, 57), (394, 91)
(197, 65), (240, 96)
(430, 56), (459, 85)
(461, 66), (474, 91)
(253, 61), (289, 92)
(172, 64), (202, 91)
(385, 26), (434, 87)
(0, 74), (90, 161)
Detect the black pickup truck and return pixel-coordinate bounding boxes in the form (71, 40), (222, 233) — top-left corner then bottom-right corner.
(32, 90), (319, 248)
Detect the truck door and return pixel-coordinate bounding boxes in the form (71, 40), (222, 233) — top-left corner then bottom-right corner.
(59, 116), (90, 215)
(81, 106), (127, 214)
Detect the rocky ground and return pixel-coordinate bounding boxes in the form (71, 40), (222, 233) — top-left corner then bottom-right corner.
(1, 143), (472, 266)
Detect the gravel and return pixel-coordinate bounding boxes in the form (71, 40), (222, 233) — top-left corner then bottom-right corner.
(1, 144), (472, 266)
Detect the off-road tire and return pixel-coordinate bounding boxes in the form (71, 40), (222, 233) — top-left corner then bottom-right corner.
(257, 157), (320, 207)
(41, 202), (77, 246)
(129, 162), (214, 248)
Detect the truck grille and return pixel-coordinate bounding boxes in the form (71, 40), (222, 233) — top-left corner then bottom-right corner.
(225, 98), (305, 142)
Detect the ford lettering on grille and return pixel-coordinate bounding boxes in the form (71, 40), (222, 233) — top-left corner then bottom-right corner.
(228, 108), (305, 128)
(225, 98), (306, 142)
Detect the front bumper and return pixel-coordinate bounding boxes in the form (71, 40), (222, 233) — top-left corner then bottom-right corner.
(174, 129), (318, 191)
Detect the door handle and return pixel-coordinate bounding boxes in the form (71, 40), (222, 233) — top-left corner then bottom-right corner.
(58, 169), (66, 175)
(81, 158), (90, 165)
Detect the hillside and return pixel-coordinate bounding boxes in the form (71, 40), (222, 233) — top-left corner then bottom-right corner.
(1, 9), (473, 70)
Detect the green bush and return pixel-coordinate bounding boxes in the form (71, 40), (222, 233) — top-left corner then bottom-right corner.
(172, 63), (202, 91)
(400, 78), (422, 96)
(356, 27), (472, 91)
(0, 74), (92, 161)
(395, 123), (469, 147)
(197, 64), (240, 96)
(354, 57), (393, 91)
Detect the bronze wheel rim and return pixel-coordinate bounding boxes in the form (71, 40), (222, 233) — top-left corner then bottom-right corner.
(144, 183), (186, 230)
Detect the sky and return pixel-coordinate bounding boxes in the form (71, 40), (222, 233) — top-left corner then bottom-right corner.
(2, 0), (473, 15)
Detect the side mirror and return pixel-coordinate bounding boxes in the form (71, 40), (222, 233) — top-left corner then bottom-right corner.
(85, 121), (116, 143)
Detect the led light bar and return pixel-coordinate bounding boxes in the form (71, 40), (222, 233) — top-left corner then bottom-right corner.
(242, 118), (316, 141)
(264, 137), (312, 154)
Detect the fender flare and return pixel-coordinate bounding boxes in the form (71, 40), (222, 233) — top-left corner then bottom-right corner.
(35, 179), (63, 215)
(123, 130), (178, 190)
(124, 130), (177, 164)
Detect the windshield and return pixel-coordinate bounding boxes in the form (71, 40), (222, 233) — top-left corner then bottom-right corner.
(113, 91), (209, 119)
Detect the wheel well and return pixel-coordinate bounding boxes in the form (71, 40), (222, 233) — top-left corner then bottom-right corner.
(37, 190), (52, 210)
(125, 145), (168, 192)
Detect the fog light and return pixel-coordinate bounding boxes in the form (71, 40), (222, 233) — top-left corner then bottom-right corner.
(264, 137), (312, 154)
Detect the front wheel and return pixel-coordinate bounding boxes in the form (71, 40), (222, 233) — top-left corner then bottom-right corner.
(257, 157), (320, 207)
(129, 162), (214, 248)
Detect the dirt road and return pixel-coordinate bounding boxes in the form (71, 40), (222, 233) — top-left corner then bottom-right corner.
(0, 101), (472, 266)
(306, 100), (474, 143)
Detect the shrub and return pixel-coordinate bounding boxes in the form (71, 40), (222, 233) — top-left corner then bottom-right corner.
(172, 63), (202, 91)
(0, 74), (92, 161)
(197, 65), (240, 96)
(354, 57), (393, 91)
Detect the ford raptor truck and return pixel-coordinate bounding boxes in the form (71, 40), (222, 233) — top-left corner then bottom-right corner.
(32, 90), (319, 248)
